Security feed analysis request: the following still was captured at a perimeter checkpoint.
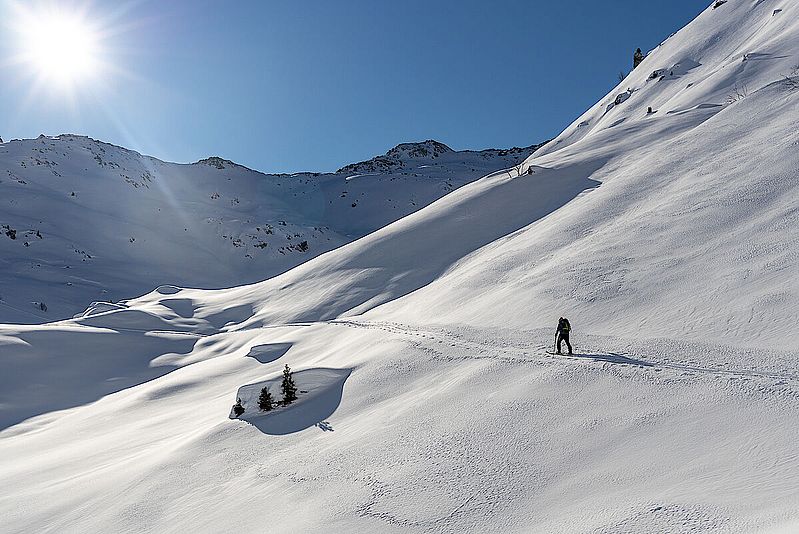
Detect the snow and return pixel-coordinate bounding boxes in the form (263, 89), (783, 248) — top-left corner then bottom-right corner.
(1, 1), (799, 532)
(231, 367), (351, 435)
(0, 135), (541, 324)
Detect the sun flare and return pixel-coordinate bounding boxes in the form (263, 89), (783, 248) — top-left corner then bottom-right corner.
(28, 16), (97, 81)
(13, 7), (102, 86)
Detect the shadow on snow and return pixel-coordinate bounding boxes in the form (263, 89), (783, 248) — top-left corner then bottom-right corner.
(0, 326), (199, 432)
(245, 342), (292, 364)
(563, 351), (653, 367)
(232, 367), (351, 436)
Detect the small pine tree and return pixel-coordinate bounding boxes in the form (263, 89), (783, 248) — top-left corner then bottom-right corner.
(232, 398), (245, 417)
(633, 47), (644, 69)
(281, 364), (298, 405)
(258, 386), (274, 411)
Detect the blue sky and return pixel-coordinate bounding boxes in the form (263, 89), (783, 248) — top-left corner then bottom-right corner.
(0, 0), (707, 173)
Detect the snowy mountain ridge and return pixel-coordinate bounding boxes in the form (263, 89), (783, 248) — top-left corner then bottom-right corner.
(338, 138), (543, 174)
(1, 1), (799, 532)
(0, 133), (543, 323)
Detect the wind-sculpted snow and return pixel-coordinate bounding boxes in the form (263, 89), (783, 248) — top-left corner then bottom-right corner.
(0, 323), (197, 430)
(193, 160), (602, 328)
(232, 367), (351, 435)
(245, 342), (292, 364)
(1, 319), (797, 531)
(1, 1), (799, 532)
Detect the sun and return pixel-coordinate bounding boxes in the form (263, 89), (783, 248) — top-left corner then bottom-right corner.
(11, 5), (102, 87)
(27, 15), (98, 83)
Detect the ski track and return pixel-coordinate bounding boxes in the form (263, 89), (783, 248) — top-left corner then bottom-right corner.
(325, 319), (799, 389)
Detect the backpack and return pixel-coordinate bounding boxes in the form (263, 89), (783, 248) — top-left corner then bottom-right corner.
(560, 319), (571, 332)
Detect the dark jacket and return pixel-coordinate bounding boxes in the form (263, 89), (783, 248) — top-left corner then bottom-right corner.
(557, 318), (571, 334)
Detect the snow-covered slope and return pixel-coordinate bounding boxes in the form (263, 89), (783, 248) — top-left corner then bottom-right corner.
(1, 1), (799, 532)
(0, 135), (544, 323)
(139, 0), (796, 349)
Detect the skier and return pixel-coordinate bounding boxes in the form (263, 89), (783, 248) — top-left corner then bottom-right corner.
(555, 317), (572, 355)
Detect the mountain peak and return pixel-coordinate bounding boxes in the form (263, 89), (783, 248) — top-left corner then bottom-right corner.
(194, 156), (238, 170)
(336, 139), (454, 175)
(385, 140), (453, 159)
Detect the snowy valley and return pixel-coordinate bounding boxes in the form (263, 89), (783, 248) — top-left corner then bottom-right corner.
(1, 1), (798, 533)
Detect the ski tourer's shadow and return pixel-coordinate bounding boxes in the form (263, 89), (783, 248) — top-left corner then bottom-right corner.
(233, 368), (351, 436)
(566, 351), (653, 367)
